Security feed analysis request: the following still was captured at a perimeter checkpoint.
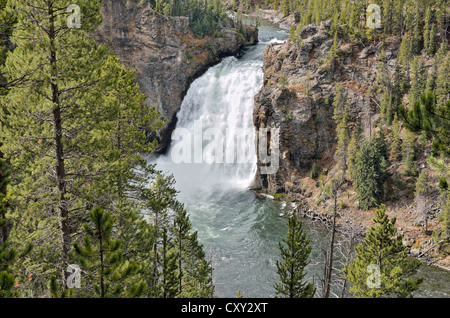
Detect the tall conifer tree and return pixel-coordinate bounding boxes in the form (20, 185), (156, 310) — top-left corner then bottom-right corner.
(344, 204), (423, 297)
(274, 215), (315, 298)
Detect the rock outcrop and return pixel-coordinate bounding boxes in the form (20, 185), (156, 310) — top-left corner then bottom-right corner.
(252, 17), (450, 270)
(91, 1), (258, 152)
(252, 20), (386, 197)
(254, 9), (299, 31)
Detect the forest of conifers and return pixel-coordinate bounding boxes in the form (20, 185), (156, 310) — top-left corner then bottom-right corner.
(0, 0), (449, 299)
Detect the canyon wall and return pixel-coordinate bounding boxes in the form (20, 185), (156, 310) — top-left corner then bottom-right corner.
(253, 20), (384, 197)
(92, 1), (258, 152)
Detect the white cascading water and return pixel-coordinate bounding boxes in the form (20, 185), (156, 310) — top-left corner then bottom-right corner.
(155, 33), (286, 195)
(152, 23), (290, 297)
(163, 55), (260, 192)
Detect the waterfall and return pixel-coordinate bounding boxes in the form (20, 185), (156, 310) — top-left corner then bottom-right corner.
(150, 24), (290, 297)
(156, 54), (264, 195)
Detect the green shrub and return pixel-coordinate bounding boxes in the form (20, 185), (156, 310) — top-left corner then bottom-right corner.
(310, 162), (320, 179)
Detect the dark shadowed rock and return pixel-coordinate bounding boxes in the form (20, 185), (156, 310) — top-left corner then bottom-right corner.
(294, 11), (301, 24)
(300, 24), (319, 39)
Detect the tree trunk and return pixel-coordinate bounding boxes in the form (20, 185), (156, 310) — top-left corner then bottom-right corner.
(178, 224), (183, 294)
(323, 192), (338, 298)
(49, 1), (71, 286)
(98, 216), (105, 298)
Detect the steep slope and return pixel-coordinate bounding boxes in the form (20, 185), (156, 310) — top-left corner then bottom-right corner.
(253, 20), (380, 197)
(252, 16), (450, 269)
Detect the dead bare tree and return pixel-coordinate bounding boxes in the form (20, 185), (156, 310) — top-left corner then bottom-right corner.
(308, 167), (367, 298)
(334, 214), (365, 298)
(321, 174), (343, 298)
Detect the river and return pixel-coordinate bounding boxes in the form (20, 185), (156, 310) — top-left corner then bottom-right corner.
(151, 20), (450, 298)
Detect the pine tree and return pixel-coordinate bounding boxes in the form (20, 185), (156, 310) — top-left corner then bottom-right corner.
(134, 170), (214, 297)
(409, 57), (427, 108)
(108, 202), (152, 297)
(0, 158), (15, 297)
(403, 0), (414, 33)
(289, 24), (296, 43)
(0, 0), (110, 287)
(0, 0), (163, 293)
(415, 170), (429, 196)
(353, 132), (388, 211)
(393, 0), (404, 34)
(435, 52), (450, 111)
(374, 128), (388, 161)
(159, 228), (179, 298)
(438, 192), (450, 242)
(389, 113), (402, 163)
(410, 0), (422, 54)
(425, 67), (436, 95)
(188, 253), (214, 298)
(346, 0), (363, 41)
(380, 90), (393, 125)
(423, 6), (431, 55)
(377, 47), (396, 125)
(401, 129), (418, 176)
(274, 215), (315, 298)
(92, 56), (164, 204)
(347, 130), (358, 180)
(391, 64), (409, 115)
(344, 204), (423, 298)
(327, 31), (339, 63)
(428, 25), (436, 56)
(312, 0), (321, 25)
(0, 159), (32, 297)
(332, 82), (346, 123)
(172, 202), (214, 297)
(399, 93), (449, 157)
(140, 173), (178, 290)
(73, 207), (140, 298)
(435, 0), (447, 42)
(435, 42), (448, 71)
(381, 0), (394, 34)
(398, 33), (412, 73)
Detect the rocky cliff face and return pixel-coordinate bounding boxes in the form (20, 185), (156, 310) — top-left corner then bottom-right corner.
(252, 18), (450, 269)
(253, 20), (390, 198)
(254, 9), (299, 30)
(91, 1), (258, 152)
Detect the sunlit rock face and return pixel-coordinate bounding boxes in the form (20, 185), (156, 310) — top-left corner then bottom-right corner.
(252, 20), (381, 197)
